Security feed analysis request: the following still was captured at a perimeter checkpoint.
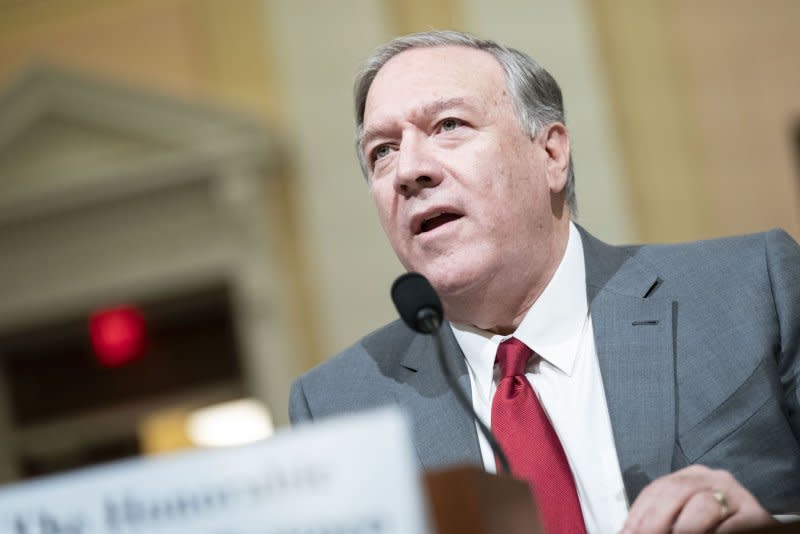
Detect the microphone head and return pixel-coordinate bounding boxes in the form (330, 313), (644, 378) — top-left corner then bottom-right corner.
(391, 272), (444, 334)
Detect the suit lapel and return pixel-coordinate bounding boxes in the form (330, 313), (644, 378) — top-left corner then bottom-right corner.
(580, 228), (676, 501)
(394, 325), (482, 470)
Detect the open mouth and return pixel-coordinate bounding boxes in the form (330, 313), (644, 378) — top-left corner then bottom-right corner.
(419, 213), (462, 234)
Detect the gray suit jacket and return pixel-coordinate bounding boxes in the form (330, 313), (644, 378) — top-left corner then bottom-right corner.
(289, 228), (800, 512)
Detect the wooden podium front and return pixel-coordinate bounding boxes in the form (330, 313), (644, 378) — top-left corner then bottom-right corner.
(424, 465), (542, 534)
(423, 465), (800, 534)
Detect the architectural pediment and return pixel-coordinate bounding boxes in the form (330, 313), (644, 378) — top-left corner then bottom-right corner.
(0, 65), (273, 223)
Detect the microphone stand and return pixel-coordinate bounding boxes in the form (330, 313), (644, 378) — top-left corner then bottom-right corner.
(419, 309), (512, 476)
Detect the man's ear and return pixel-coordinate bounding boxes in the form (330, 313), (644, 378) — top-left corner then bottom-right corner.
(541, 123), (570, 194)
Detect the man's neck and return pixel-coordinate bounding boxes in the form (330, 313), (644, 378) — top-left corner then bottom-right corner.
(443, 221), (572, 335)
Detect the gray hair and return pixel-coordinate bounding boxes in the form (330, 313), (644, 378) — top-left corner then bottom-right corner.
(354, 30), (577, 216)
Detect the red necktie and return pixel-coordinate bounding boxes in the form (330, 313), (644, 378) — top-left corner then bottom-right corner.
(491, 337), (587, 534)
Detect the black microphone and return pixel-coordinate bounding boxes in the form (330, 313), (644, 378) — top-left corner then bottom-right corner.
(391, 272), (443, 333)
(390, 272), (511, 476)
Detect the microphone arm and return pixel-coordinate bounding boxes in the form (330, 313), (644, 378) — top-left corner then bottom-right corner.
(393, 273), (512, 476)
(420, 308), (511, 476)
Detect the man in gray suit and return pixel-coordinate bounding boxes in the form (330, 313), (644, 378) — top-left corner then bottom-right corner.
(289, 31), (800, 533)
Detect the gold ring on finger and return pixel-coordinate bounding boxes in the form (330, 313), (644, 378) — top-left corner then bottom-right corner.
(711, 490), (729, 520)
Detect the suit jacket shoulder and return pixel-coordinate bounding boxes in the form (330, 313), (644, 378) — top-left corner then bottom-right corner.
(581, 227), (800, 510)
(289, 317), (483, 469)
(289, 320), (417, 423)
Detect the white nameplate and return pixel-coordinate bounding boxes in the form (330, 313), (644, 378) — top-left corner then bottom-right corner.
(0, 407), (431, 534)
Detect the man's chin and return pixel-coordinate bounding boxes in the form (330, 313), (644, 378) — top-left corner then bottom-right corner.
(418, 267), (483, 301)
(402, 250), (491, 299)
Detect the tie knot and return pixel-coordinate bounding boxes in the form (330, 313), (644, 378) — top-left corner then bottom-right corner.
(495, 337), (533, 378)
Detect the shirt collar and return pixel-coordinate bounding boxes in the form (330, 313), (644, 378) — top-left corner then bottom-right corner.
(451, 222), (588, 381)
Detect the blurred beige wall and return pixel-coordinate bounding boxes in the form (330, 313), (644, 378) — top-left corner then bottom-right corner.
(0, 0), (797, 375)
(592, 0), (800, 242)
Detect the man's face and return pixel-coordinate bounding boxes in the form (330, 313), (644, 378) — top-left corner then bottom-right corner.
(361, 46), (568, 308)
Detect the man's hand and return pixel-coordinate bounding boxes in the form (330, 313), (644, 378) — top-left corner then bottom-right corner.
(622, 465), (777, 533)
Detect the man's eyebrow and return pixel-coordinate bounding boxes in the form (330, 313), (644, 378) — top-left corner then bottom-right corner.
(359, 97), (471, 152)
(416, 96), (470, 120)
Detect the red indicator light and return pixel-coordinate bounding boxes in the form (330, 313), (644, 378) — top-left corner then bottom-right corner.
(88, 306), (147, 367)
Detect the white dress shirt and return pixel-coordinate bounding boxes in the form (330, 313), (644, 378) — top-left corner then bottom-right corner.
(451, 222), (629, 534)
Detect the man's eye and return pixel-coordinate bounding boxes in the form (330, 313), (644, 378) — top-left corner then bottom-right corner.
(372, 145), (392, 162)
(440, 118), (462, 132)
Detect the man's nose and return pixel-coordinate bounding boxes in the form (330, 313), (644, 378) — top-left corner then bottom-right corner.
(393, 135), (442, 196)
